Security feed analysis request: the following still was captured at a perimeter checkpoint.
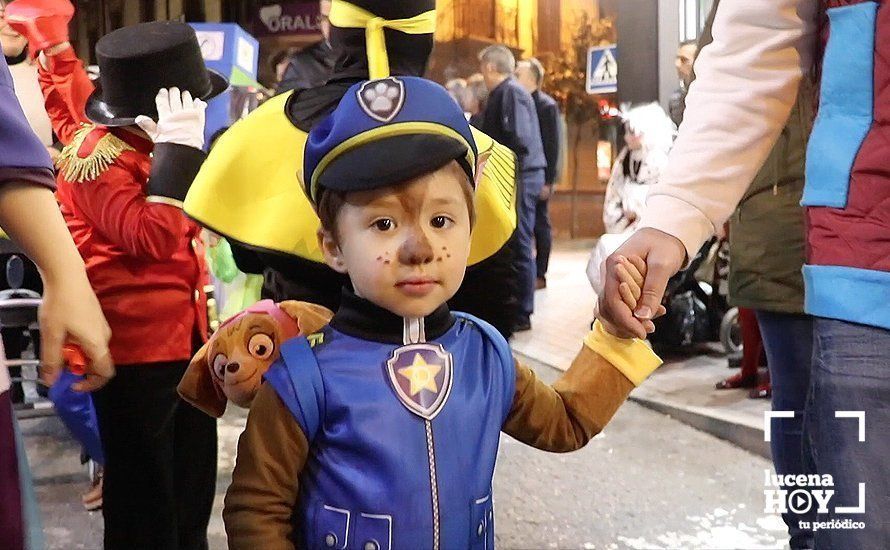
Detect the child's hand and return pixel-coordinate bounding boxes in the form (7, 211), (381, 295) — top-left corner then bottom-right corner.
(614, 255), (666, 335)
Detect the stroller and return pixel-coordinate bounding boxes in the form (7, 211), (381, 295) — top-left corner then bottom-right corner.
(0, 250), (48, 416)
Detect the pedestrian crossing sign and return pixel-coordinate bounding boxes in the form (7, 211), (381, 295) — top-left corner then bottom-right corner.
(587, 45), (618, 94)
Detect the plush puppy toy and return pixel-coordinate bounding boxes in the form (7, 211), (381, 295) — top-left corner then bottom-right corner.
(178, 299), (333, 417)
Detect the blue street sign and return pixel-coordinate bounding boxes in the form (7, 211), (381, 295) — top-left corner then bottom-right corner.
(587, 45), (618, 94)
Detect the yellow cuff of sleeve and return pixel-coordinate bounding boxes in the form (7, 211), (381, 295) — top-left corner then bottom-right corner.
(146, 195), (184, 209)
(583, 320), (662, 386)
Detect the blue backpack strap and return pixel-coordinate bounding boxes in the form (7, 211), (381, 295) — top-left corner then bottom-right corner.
(263, 336), (325, 443)
(453, 312), (517, 422)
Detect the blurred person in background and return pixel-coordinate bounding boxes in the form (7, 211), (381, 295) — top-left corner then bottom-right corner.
(668, 38), (697, 127)
(478, 44), (546, 331)
(516, 57), (563, 289)
(275, 0), (333, 93)
(603, 103), (674, 235)
(445, 76), (467, 115)
(587, 103), (674, 299)
(464, 73), (488, 128)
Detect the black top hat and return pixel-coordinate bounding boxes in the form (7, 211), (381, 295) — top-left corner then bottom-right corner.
(85, 21), (228, 127)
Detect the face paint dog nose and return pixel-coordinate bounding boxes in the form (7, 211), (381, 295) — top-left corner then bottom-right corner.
(398, 227), (434, 265)
(226, 362), (241, 374)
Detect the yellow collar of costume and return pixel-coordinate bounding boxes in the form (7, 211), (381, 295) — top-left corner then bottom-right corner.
(183, 92), (517, 266)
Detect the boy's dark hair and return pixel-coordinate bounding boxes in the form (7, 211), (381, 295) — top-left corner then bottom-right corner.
(316, 161), (477, 240)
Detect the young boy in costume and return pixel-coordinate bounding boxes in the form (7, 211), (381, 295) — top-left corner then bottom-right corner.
(223, 75), (663, 549)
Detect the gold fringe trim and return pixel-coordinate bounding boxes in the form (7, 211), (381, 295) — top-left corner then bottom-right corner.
(57, 124), (134, 183)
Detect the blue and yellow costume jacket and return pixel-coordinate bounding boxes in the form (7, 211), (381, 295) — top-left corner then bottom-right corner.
(224, 291), (661, 549)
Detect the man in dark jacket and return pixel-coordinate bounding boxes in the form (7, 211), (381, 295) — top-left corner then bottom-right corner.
(667, 39), (697, 127)
(479, 44), (546, 331)
(275, 0), (333, 93)
(516, 57), (562, 289)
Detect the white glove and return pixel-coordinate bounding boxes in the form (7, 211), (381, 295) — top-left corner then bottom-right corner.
(135, 87), (207, 150)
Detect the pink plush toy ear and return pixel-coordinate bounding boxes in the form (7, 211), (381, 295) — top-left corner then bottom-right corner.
(276, 301), (334, 336)
(177, 340), (227, 418)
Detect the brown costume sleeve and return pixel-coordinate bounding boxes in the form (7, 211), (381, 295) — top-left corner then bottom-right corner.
(224, 382), (309, 550)
(502, 343), (641, 453)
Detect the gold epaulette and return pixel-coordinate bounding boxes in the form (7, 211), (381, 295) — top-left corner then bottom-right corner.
(57, 124), (134, 183)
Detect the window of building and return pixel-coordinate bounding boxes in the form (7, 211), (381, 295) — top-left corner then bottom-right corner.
(679, 0), (714, 41)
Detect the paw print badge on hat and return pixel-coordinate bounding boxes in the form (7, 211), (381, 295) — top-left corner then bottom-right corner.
(357, 77), (405, 122)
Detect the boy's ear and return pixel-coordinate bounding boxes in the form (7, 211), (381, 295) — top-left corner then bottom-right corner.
(317, 227), (348, 274)
(177, 341), (228, 418)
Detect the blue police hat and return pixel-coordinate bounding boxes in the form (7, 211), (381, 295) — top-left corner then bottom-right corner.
(303, 76), (478, 204)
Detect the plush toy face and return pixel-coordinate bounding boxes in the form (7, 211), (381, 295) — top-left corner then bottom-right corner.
(178, 300), (333, 417)
(207, 312), (286, 408)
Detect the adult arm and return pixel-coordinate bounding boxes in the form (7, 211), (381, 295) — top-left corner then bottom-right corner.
(0, 184), (113, 390)
(639, 0), (818, 257)
(0, 54), (112, 389)
(600, 0), (818, 337)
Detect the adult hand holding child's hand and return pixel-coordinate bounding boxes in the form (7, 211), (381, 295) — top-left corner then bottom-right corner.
(598, 228), (684, 339)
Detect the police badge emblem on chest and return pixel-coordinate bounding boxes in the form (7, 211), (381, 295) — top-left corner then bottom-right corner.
(386, 343), (453, 420)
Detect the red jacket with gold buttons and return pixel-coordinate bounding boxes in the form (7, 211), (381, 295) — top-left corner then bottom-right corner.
(42, 48), (208, 365)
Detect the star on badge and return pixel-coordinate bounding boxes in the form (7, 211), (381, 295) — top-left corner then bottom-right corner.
(386, 342), (453, 420)
(398, 353), (442, 396)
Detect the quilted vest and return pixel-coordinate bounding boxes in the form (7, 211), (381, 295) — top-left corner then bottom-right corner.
(802, 0), (890, 329)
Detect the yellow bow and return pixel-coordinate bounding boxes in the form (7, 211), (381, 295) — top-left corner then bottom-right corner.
(329, 0), (437, 80)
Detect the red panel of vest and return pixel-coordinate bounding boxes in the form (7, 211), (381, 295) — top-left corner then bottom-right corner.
(807, 0), (890, 272)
